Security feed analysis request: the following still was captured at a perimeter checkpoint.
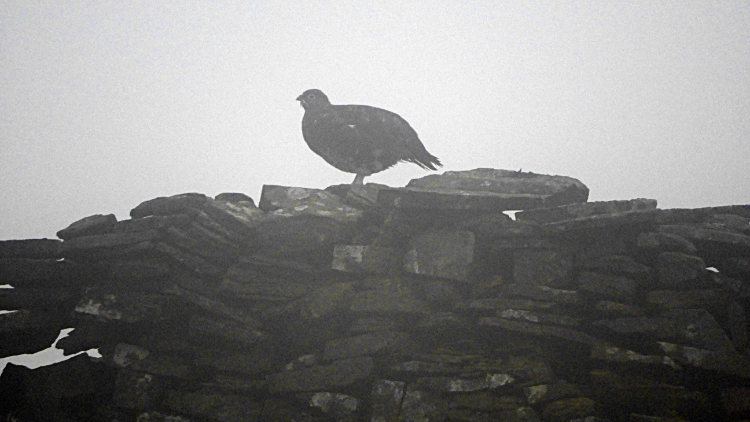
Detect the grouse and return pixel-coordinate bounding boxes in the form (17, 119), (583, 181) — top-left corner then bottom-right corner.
(297, 89), (442, 185)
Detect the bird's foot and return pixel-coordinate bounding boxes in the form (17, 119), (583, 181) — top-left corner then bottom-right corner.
(352, 174), (365, 185)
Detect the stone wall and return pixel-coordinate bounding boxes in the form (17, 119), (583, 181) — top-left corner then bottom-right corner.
(1, 169), (749, 422)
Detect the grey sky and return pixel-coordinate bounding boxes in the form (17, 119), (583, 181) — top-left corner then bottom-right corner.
(2, 1), (748, 240)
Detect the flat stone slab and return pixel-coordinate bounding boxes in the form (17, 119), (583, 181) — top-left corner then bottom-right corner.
(259, 185), (363, 223)
(404, 230), (475, 281)
(0, 239), (62, 259)
(332, 245), (401, 274)
(540, 209), (657, 235)
(323, 331), (413, 361)
(267, 356), (374, 392)
(592, 309), (735, 353)
(516, 199), (657, 224)
(658, 342), (750, 378)
(479, 317), (599, 345)
(408, 168), (589, 204)
(658, 224), (750, 258)
(57, 214), (117, 240)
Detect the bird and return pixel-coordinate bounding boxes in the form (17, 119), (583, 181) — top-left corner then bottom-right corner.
(296, 89), (442, 185)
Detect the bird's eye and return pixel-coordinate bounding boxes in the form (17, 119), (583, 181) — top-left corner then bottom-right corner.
(308, 94), (315, 99)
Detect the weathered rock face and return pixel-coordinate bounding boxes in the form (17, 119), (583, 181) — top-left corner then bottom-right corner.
(1, 169), (749, 422)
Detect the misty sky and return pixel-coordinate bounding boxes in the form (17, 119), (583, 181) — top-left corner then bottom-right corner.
(1, 1), (749, 240)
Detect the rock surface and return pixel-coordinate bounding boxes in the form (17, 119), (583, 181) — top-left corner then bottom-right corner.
(1, 170), (748, 422)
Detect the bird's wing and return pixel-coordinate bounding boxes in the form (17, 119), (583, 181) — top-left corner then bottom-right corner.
(332, 105), (419, 153)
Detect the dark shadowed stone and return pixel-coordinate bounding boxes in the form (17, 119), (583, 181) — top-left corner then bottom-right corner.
(455, 298), (562, 315)
(721, 387), (750, 414)
(255, 215), (349, 261)
(114, 369), (166, 409)
(162, 389), (263, 422)
(201, 373), (267, 393)
(658, 342), (750, 378)
(658, 224), (750, 259)
(113, 214), (191, 233)
(593, 309), (735, 352)
(0, 287), (76, 310)
(74, 287), (171, 323)
(541, 398), (598, 422)
(152, 241), (224, 276)
(55, 320), (129, 356)
(497, 309), (580, 326)
(578, 272), (638, 301)
(57, 213), (118, 240)
(726, 300), (749, 351)
(448, 392), (525, 411)
(267, 356), (373, 392)
(408, 168), (589, 205)
(578, 255), (651, 280)
(61, 230), (163, 257)
(283, 354), (317, 371)
(259, 398), (326, 422)
(187, 314), (266, 347)
(541, 209), (657, 235)
(404, 230), (475, 281)
(719, 257), (750, 280)
(398, 384), (446, 422)
(655, 252), (708, 289)
(513, 249), (573, 288)
(499, 284), (583, 305)
(646, 289), (728, 309)
(351, 277), (429, 314)
(516, 198), (656, 224)
(303, 392), (360, 422)
(0, 353), (115, 417)
(193, 346), (275, 375)
(0, 309), (57, 332)
(0, 258), (75, 287)
(653, 208), (715, 225)
(634, 232), (698, 255)
(163, 223), (244, 264)
(524, 381), (583, 405)
(130, 193), (259, 238)
(709, 204), (750, 219)
(131, 193), (209, 218)
(593, 301), (643, 317)
(281, 281), (356, 320)
(413, 373), (515, 392)
(416, 312), (470, 329)
(479, 317), (598, 345)
(259, 185), (363, 222)
(0, 239), (62, 259)
(164, 284), (261, 328)
(370, 379), (405, 422)
(332, 245), (401, 274)
(134, 411), (195, 422)
(458, 213), (543, 238)
(222, 257), (316, 300)
(708, 213), (750, 235)
(105, 343), (194, 379)
(215, 192), (255, 205)
(349, 317), (397, 334)
(576, 233), (630, 263)
(589, 369), (711, 418)
(589, 343), (680, 370)
(323, 331), (413, 361)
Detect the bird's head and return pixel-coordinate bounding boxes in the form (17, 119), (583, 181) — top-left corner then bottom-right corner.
(297, 89), (330, 110)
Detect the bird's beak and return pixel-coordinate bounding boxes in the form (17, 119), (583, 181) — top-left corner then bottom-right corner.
(296, 95), (306, 108)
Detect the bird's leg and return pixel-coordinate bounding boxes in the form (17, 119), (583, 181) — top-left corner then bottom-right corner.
(352, 173), (365, 185)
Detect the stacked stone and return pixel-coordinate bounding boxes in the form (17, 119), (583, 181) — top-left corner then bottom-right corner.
(0, 168), (749, 422)
(0, 239), (77, 358)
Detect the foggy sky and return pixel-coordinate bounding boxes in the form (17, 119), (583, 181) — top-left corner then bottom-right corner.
(2, 1), (749, 240)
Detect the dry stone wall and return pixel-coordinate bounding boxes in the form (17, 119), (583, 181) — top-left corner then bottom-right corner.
(1, 169), (749, 422)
